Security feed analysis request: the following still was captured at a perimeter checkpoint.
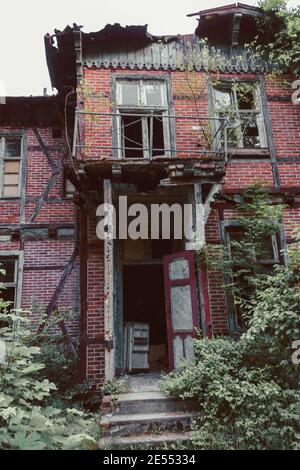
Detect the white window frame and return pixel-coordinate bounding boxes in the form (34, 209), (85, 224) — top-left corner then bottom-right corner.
(213, 82), (267, 150)
(115, 79), (170, 159)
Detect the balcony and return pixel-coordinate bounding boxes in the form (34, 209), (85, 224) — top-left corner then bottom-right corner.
(72, 110), (228, 186)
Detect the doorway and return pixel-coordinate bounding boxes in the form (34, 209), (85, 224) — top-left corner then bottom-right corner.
(123, 264), (168, 372)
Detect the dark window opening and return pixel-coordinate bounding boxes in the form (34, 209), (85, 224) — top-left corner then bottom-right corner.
(0, 259), (15, 283)
(0, 257), (18, 325)
(121, 115), (144, 158)
(227, 230), (280, 331)
(5, 137), (22, 158)
(148, 115), (165, 156)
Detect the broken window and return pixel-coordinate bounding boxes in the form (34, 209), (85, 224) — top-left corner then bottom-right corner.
(226, 230), (280, 330)
(0, 135), (23, 198)
(213, 82), (267, 150)
(0, 257), (18, 311)
(116, 79), (170, 158)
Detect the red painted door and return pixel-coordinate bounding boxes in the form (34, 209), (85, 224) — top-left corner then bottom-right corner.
(163, 251), (199, 370)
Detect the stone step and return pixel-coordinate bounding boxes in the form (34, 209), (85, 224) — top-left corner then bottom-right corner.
(99, 431), (191, 450)
(114, 391), (199, 415)
(100, 411), (197, 437)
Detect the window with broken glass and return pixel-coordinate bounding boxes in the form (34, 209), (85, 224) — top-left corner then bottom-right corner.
(0, 257), (18, 311)
(213, 83), (267, 150)
(0, 135), (23, 198)
(226, 230), (280, 330)
(115, 80), (170, 159)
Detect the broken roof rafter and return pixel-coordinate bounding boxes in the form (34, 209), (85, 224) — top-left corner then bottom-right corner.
(45, 4), (269, 92)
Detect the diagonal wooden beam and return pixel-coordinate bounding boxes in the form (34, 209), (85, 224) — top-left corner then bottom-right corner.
(37, 247), (79, 347)
(30, 128), (61, 222)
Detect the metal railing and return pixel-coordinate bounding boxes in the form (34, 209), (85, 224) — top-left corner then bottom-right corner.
(72, 109), (228, 162)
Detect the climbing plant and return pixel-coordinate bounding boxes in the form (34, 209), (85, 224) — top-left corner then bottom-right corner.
(251, 0), (300, 76)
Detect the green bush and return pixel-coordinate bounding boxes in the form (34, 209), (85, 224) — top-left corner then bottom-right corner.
(0, 311), (98, 450)
(162, 215), (300, 449)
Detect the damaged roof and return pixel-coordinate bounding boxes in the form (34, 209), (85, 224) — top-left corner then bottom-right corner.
(187, 2), (263, 18)
(0, 96), (64, 127)
(45, 3), (267, 92)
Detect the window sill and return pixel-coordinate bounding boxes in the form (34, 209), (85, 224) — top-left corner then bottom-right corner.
(228, 148), (270, 158)
(0, 197), (21, 201)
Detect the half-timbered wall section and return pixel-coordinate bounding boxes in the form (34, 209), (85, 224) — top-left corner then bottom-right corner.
(0, 98), (79, 340)
(1, 3), (299, 383)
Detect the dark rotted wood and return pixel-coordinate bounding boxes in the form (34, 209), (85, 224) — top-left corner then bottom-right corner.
(86, 335), (105, 345)
(78, 207), (88, 383)
(0, 96), (63, 127)
(23, 265), (65, 271)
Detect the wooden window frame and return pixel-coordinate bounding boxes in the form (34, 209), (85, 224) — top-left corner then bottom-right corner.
(212, 80), (268, 153)
(0, 134), (24, 199)
(0, 255), (20, 310)
(223, 223), (281, 333)
(112, 74), (174, 160)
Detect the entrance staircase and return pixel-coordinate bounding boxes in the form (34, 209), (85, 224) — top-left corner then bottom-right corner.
(99, 373), (198, 449)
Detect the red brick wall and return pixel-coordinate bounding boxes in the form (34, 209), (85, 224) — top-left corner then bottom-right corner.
(2, 64), (299, 384)
(0, 126), (78, 337)
(79, 66), (299, 382)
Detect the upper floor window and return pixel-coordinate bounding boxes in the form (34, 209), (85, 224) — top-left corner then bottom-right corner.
(115, 79), (170, 159)
(0, 135), (23, 198)
(213, 82), (267, 150)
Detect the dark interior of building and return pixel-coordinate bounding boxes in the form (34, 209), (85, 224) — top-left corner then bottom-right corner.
(123, 264), (168, 371)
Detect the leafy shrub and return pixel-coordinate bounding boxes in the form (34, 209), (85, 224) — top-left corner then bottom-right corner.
(0, 311), (98, 450)
(162, 209), (300, 449)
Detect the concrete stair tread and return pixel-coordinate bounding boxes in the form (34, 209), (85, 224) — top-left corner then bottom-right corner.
(116, 391), (177, 402)
(99, 431), (191, 448)
(101, 410), (197, 425)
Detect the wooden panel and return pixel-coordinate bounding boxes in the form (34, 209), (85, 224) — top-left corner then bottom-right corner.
(3, 186), (18, 197)
(4, 174), (19, 185)
(170, 285), (193, 331)
(164, 250), (199, 370)
(4, 161), (20, 173)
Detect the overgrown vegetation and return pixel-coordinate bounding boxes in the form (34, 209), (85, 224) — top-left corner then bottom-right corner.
(0, 306), (99, 450)
(252, 0), (300, 76)
(163, 187), (300, 449)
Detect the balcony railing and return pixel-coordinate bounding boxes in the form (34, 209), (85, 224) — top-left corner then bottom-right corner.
(72, 109), (228, 163)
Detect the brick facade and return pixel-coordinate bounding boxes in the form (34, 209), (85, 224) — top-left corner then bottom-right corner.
(1, 6), (299, 384)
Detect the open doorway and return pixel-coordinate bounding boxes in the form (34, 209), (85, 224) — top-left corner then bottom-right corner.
(123, 264), (168, 373)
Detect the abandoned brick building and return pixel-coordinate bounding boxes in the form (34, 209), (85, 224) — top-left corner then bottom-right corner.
(0, 3), (299, 384)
